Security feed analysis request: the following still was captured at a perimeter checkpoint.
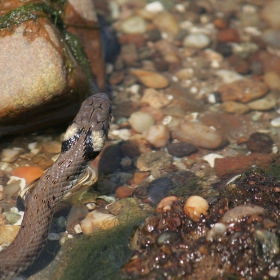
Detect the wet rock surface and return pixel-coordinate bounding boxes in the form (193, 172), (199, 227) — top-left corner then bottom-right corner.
(122, 168), (280, 279)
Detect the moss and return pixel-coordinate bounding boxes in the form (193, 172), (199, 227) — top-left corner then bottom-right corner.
(59, 202), (149, 280)
(0, 2), (63, 30)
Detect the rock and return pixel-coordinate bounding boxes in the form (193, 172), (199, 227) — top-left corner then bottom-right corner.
(271, 116), (280, 127)
(119, 16), (147, 34)
(141, 88), (171, 109)
(157, 196), (178, 213)
(131, 69), (169, 89)
(115, 186), (134, 199)
(131, 171), (150, 185)
(129, 111), (155, 133)
(80, 210), (119, 235)
(173, 121), (225, 149)
(12, 166), (44, 185)
(215, 70), (244, 84)
(143, 125), (170, 148)
(218, 79), (268, 103)
(66, 204), (88, 234)
(1, 148), (23, 163)
(135, 151), (172, 171)
(262, 29), (280, 48)
(42, 141), (61, 154)
(0, 225), (20, 245)
(184, 195), (209, 222)
(261, 0), (280, 29)
(213, 18), (228, 29)
(264, 71), (280, 90)
(120, 44), (139, 66)
(153, 12), (179, 37)
(175, 69), (193, 80)
(216, 28), (241, 43)
(220, 205), (265, 224)
(247, 95), (276, 111)
(109, 70), (125, 85)
(183, 33), (211, 49)
(214, 154), (277, 178)
(166, 142), (197, 157)
(221, 101), (250, 114)
(246, 132), (274, 154)
(118, 33), (146, 47)
(228, 54), (250, 74)
(203, 153), (224, 168)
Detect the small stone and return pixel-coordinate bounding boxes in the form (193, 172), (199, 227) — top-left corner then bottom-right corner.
(213, 18), (228, 29)
(264, 71), (280, 90)
(129, 111), (155, 133)
(109, 70), (125, 85)
(135, 151), (172, 171)
(66, 204), (88, 234)
(141, 88), (171, 109)
(153, 12), (179, 36)
(0, 225), (20, 245)
(246, 132), (273, 154)
(183, 33), (211, 49)
(184, 195), (209, 222)
(118, 34), (146, 48)
(48, 233), (59, 241)
(120, 157), (132, 168)
(42, 141), (61, 154)
(115, 186), (134, 199)
(271, 116), (280, 127)
(120, 44), (139, 66)
(216, 28), (241, 43)
(12, 166), (44, 185)
(247, 95), (276, 111)
(215, 70), (244, 84)
(157, 196), (178, 213)
(143, 125), (170, 148)
(228, 54), (250, 75)
(261, 0), (280, 29)
(221, 101), (250, 114)
(120, 16), (147, 34)
(262, 29), (280, 48)
(214, 153), (277, 178)
(132, 171), (150, 185)
(1, 148), (22, 163)
(80, 211), (119, 235)
(203, 153), (224, 168)
(218, 79), (268, 103)
(131, 69), (169, 89)
(166, 142), (197, 157)
(175, 69), (193, 80)
(173, 121), (225, 149)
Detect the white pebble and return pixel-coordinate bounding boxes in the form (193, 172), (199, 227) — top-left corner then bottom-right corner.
(120, 16), (147, 34)
(215, 70), (245, 84)
(48, 233), (59, 241)
(271, 116), (280, 127)
(145, 1), (164, 13)
(206, 223), (227, 241)
(183, 33), (211, 49)
(184, 195), (209, 222)
(129, 111), (155, 133)
(203, 153), (224, 168)
(143, 125), (170, 148)
(1, 149), (22, 163)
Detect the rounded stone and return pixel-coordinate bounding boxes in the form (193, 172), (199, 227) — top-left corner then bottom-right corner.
(183, 33), (211, 49)
(129, 111), (155, 133)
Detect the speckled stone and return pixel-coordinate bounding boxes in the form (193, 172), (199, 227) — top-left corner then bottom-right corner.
(166, 142), (197, 157)
(246, 132), (273, 154)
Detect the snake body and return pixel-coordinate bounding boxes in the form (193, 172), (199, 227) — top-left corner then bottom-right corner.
(0, 93), (111, 280)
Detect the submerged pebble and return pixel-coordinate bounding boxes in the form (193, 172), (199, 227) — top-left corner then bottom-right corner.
(129, 111), (155, 133)
(143, 125), (170, 148)
(184, 195), (209, 222)
(166, 142), (197, 157)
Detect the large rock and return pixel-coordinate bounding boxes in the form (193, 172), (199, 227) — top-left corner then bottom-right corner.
(0, 0), (105, 135)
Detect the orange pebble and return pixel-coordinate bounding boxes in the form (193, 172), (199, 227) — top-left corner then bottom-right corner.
(12, 166), (44, 185)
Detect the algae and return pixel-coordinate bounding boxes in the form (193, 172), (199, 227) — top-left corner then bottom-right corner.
(58, 200), (149, 280)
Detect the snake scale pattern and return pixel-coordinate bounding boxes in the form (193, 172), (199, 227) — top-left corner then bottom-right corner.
(0, 93), (111, 280)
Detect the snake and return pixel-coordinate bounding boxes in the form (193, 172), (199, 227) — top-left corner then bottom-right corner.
(0, 93), (111, 280)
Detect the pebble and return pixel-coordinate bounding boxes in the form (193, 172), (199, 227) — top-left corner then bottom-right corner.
(129, 111), (155, 133)
(119, 16), (147, 34)
(42, 141), (61, 154)
(12, 166), (44, 185)
(175, 69), (193, 80)
(157, 196), (178, 213)
(247, 95), (276, 111)
(115, 186), (134, 198)
(184, 195), (209, 222)
(48, 232), (60, 241)
(220, 205), (265, 224)
(135, 151), (172, 171)
(206, 223), (227, 241)
(1, 148), (23, 163)
(203, 153), (224, 168)
(80, 210), (119, 235)
(131, 171), (150, 185)
(216, 28), (241, 43)
(120, 156), (132, 168)
(183, 33), (211, 49)
(146, 177), (173, 205)
(215, 70), (244, 84)
(246, 132), (273, 154)
(156, 231), (179, 246)
(173, 121), (224, 149)
(228, 54), (250, 75)
(143, 125), (170, 148)
(261, 0), (280, 29)
(271, 116), (280, 127)
(3, 181), (21, 195)
(218, 79), (268, 103)
(214, 153), (277, 178)
(153, 12), (179, 36)
(130, 69), (169, 89)
(141, 88), (171, 109)
(264, 71), (280, 90)
(221, 101), (250, 114)
(262, 29), (280, 48)
(66, 204), (88, 234)
(166, 142), (197, 157)
(0, 225), (19, 245)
